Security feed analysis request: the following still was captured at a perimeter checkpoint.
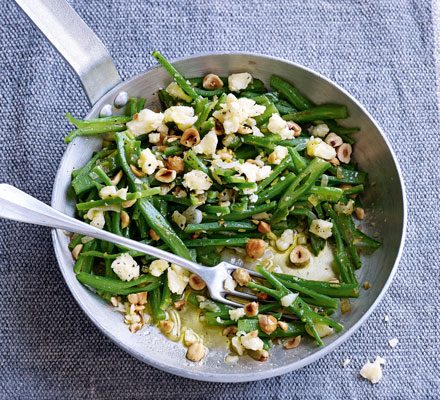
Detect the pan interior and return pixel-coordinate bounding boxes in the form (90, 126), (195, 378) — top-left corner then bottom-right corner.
(51, 53), (405, 382)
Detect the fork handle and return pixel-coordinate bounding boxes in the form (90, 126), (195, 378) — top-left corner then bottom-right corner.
(0, 184), (204, 274)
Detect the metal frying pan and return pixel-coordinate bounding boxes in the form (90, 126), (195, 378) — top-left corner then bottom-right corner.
(14, 0), (406, 382)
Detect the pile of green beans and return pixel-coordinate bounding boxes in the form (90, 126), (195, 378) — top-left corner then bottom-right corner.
(65, 51), (381, 350)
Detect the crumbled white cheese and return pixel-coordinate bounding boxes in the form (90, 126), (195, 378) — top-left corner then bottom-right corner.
(306, 137), (336, 160)
(342, 358), (351, 368)
(252, 125), (264, 137)
(228, 72), (253, 92)
(172, 210), (187, 229)
(193, 130), (218, 156)
(241, 331), (264, 351)
(231, 336), (245, 355)
(334, 199), (355, 215)
(267, 114), (294, 140)
(235, 162), (271, 183)
(314, 323), (334, 338)
(280, 293), (298, 307)
(308, 123), (330, 138)
(165, 82), (193, 103)
(224, 277), (237, 291)
(167, 264), (190, 294)
(268, 145), (289, 165)
(111, 253), (140, 281)
(360, 356), (386, 384)
(86, 209), (106, 230)
(276, 229), (295, 251)
(249, 194), (258, 203)
(163, 106), (198, 130)
(388, 338), (398, 348)
(148, 133), (161, 144)
(229, 308), (245, 321)
(183, 170), (213, 193)
(138, 148), (159, 175)
(126, 108), (167, 135)
(149, 259), (169, 277)
(183, 328), (200, 346)
(213, 94), (265, 135)
(309, 219), (333, 239)
(182, 206), (203, 225)
(225, 354), (240, 364)
(99, 185), (128, 200)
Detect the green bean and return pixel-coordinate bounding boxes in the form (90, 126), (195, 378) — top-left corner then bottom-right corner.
(272, 158), (330, 223)
(184, 237), (249, 247)
(323, 204), (358, 284)
(163, 145), (183, 156)
(76, 272), (161, 294)
(160, 194), (193, 206)
(241, 134), (282, 151)
(204, 201), (277, 221)
(116, 132), (194, 261)
(305, 186), (344, 203)
(183, 149), (211, 176)
(195, 247), (221, 266)
(193, 87), (226, 97)
(152, 51), (199, 100)
(342, 184), (364, 196)
(66, 113), (132, 128)
(73, 240), (97, 274)
(255, 174), (296, 205)
(274, 273), (359, 297)
(149, 287), (167, 321)
(234, 144), (260, 160)
(324, 119), (359, 135)
(80, 250), (145, 259)
(253, 95), (279, 125)
(92, 165), (113, 186)
(185, 221), (256, 233)
(283, 104), (348, 123)
(200, 118), (215, 135)
(65, 123), (127, 144)
(287, 147), (308, 172)
(125, 98), (138, 116)
(270, 75), (314, 111)
(160, 275), (172, 311)
(158, 90), (175, 109)
(76, 188), (160, 211)
(136, 98), (146, 112)
(200, 205), (230, 215)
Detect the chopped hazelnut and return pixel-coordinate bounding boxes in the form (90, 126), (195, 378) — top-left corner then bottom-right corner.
(258, 314), (278, 335)
(244, 302), (259, 317)
(149, 229), (160, 241)
(165, 156), (184, 173)
(188, 274), (206, 291)
(232, 268), (251, 286)
(257, 221), (271, 234)
(337, 143), (352, 164)
(354, 207), (365, 220)
(155, 168), (177, 183)
(180, 127), (200, 147)
(202, 74), (224, 90)
(186, 342), (206, 362)
(246, 238), (267, 259)
(289, 245), (311, 266)
(283, 335), (301, 349)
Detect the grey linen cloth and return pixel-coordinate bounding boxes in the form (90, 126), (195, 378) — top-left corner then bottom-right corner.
(0, 0), (439, 398)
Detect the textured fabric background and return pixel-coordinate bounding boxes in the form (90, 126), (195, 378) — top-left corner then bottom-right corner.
(0, 0), (439, 398)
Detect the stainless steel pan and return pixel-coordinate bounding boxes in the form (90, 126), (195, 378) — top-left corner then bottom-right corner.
(14, 0), (407, 382)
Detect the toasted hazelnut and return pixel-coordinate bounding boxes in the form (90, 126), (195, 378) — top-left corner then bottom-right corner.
(329, 157), (340, 166)
(287, 121), (302, 137)
(180, 127), (200, 147)
(155, 168), (177, 183)
(244, 302), (259, 317)
(71, 244), (83, 260)
(278, 321), (289, 332)
(289, 245), (311, 266)
(246, 239), (267, 259)
(363, 281), (371, 290)
(130, 164), (145, 177)
(121, 199), (137, 208)
(189, 274), (206, 291)
(165, 156), (184, 173)
(283, 335), (301, 349)
(159, 320), (174, 334)
(202, 74), (224, 90)
(222, 326), (238, 336)
(149, 229), (160, 241)
(257, 292), (269, 301)
(341, 298), (351, 314)
(120, 210), (130, 229)
(354, 207), (365, 220)
(337, 143), (352, 164)
(111, 170), (123, 185)
(232, 268), (251, 286)
(129, 323), (143, 333)
(127, 292), (147, 305)
(248, 349), (269, 362)
(258, 314), (278, 335)
(325, 132), (343, 147)
(186, 342), (206, 362)
(173, 299), (186, 311)
(257, 221), (271, 234)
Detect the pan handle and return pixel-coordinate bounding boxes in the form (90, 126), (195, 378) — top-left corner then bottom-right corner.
(14, 0), (121, 105)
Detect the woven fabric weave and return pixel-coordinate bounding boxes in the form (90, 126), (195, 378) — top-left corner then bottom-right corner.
(0, 0), (439, 398)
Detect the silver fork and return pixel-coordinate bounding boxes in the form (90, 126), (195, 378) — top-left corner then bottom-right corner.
(0, 184), (262, 307)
